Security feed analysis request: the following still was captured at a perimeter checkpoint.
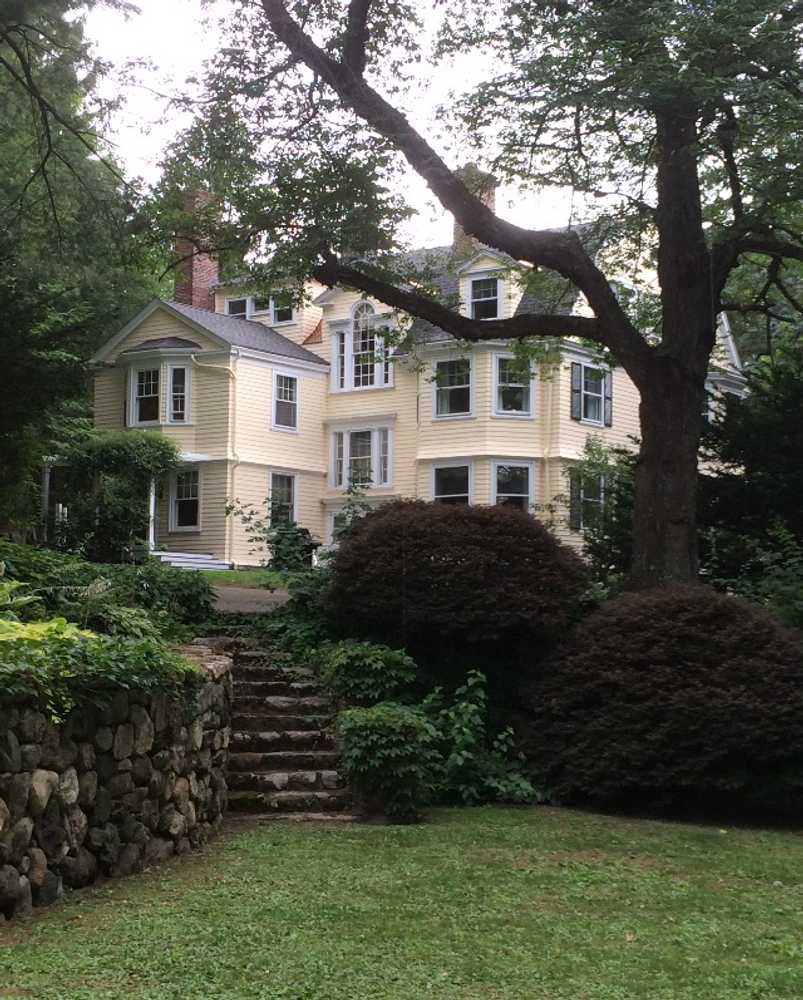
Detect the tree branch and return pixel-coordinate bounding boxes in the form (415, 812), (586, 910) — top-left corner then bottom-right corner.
(313, 254), (599, 344)
(735, 237), (803, 264)
(343, 0), (372, 75)
(260, 0), (652, 378)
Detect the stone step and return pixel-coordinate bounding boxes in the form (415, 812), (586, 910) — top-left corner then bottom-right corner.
(233, 679), (320, 697)
(228, 750), (341, 772)
(238, 812), (363, 824)
(228, 789), (352, 814)
(234, 664), (316, 683)
(228, 769), (344, 793)
(233, 695), (329, 714)
(232, 713), (330, 733)
(231, 729), (337, 753)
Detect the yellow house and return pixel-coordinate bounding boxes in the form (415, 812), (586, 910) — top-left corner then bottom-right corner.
(90, 240), (745, 567)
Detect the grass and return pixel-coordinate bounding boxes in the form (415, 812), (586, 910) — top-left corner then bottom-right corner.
(2, 807), (802, 999)
(201, 568), (287, 589)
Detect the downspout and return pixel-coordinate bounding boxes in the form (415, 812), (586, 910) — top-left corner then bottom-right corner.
(190, 351), (239, 565)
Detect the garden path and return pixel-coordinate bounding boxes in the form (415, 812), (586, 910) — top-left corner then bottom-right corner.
(212, 585), (289, 614)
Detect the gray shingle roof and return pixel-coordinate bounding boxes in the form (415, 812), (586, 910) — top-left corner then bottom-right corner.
(165, 299), (327, 366)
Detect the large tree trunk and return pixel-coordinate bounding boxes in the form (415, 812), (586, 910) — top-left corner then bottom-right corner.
(630, 361), (706, 586)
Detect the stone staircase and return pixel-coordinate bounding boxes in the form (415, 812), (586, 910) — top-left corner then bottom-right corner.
(227, 648), (356, 820)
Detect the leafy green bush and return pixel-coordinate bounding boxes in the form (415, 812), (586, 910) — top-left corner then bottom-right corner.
(336, 703), (441, 823)
(0, 566), (42, 620)
(318, 640), (417, 705)
(83, 604), (165, 642)
(0, 618), (92, 641)
(326, 500), (588, 697)
(424, 671), (536, 806)
(0, 633), (199, 719)
(525, 585), (803, 816)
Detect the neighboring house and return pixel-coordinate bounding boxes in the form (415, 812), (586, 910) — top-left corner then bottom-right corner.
(90, 207), (745, 568)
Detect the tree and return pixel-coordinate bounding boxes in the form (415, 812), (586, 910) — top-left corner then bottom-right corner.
(162, 0), (803, 585)
(0, 2), (164, 528)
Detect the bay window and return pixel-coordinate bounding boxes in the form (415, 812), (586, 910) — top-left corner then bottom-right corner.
(331, 427), (392, 488)
(433, 464), (470, 505)
(570, 362), (613, 426)
(435, 359), (472, 417)
(494, 463), (533, 512)
(134, 369), (159, 424)
(494, 356), (532, 416)
(169, 366), (188, 423)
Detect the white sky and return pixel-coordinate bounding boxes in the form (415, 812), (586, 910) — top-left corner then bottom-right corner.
(84, 0), (574, 248)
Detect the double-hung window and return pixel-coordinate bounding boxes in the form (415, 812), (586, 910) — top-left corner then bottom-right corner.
(433, 464), (470, 505)
(569, 471), (605, 531)
(470, 277), (499, 319)
(171, 469), (200, 530)
(331, 428), (392, 489)
(570, 362), (612, 426)
(273, 373), (298, 430)
(495, 356), (532, 416)
(135, 369), (159, 423)
(435, 359), (472, 417)
(270, 473), (295, 525)
(169, 367), (188, 423)
(494, 463), (532, 512)
(331, 302), (392, 392)
(225, 297), (248, 317)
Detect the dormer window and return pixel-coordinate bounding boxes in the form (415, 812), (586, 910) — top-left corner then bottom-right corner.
(226, 295), (294, 324)
(470, 277), (499, 320)
(226, 297), (248, 317)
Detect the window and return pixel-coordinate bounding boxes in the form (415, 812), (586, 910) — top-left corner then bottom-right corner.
(435, 359), (472, 417)
(494, 463), (532, 512)
(570, 362), (612, 426)
(471, 277), (499, 320)
(331, 302), (392, 392)
(273, 373), (298, 430)
(434, 464), (470, 505)
(226, 298), (248, 317)
(135, 369), (159, 423)
(169, 367), (188, 423)
(570, 471), (604, 531)
(495, 356), (532, 416)
(270, 473), (295, 525)
(171, 469), (200, 530)
(332, 428), (392, 488)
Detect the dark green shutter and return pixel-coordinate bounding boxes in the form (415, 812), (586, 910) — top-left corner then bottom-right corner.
(570, 363), (582, 420)
(604, 371), (613, 426)
(569, 468), (582, 530)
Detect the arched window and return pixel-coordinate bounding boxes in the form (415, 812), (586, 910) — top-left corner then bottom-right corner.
(352, 301), (376, 387)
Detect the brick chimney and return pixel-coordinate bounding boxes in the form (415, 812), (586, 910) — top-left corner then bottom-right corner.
(452, 163), (498, 259)
(174, 190), (219, 310)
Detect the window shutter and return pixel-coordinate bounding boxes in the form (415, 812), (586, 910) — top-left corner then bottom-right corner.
(569, 469), (582, 531)
(570, 363), (582, 420)
(604, 371), (613, 427)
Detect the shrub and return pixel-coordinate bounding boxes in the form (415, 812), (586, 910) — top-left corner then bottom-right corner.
(0, 632), (199, 719)
(318, 640), (418, 705)
(525, 585), (803, 816)
(424, 671), (536, 806)
(336, 703), (441, 823)
(326, 500), (589, 694)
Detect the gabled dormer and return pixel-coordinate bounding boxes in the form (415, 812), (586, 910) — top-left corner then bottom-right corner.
(455, 249), (526, 322)
(213, 280), (325, 350)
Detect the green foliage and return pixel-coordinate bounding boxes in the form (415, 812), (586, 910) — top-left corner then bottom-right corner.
(336, 703), (441, 823)
(0, 618), (93, 642)
(226, 497), (317, 571)
(0, 633), (199, 721)
(424, 672), (536, 807)
(526, 585), (803, 817)
(0, 564), (42, 620)
(318, 640), (418, 706)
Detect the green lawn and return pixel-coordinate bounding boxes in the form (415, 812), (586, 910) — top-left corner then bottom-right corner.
(2, 807), (802, 1000)
(201, 568), (287, 589)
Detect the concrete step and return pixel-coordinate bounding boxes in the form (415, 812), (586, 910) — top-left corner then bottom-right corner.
(228, 750), (341, 772)
(233, 679), (320, 697)
(153, 551), (231, 571)
(228, 789), (352, 814)
(228, 769), (344, 793)
(232, 713), (330, 733)
(234, 695), (329, 714)
(231, 730), (337, 753)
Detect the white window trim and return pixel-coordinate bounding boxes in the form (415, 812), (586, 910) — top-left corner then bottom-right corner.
(432, 356), (474, 421)
(128, 366), (161, 427)
(579, 362), (606, 428)
(271, 369), (300, 433)
(329, 301), (394, 393)
(432, 459), (474, 504)
(168, 467), (201, 533)
(492, 352), (536, 419)
(167, 364), (192, 425)
(268, 468), (299, 525)
(469, 276), (501, 321)
(492, 459), (536, 510)
(330, 427), (393, 489)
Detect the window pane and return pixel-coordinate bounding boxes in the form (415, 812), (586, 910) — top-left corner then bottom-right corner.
(273, 296), (293, 323)
(583, 394), (602, 422)
(227, 298), (248, 315)
(171, 368), (186, 421)
(582, 475), (602, 503)
(349, 430), (372, 485)
(436, 360), (471, 415)
(497, 465), (529, 496)
(333, 432), (344, 486)
(583, 368), (603, 393)
(175, 499), (199, 527)
(379, 428), (389, 485)
(471, 278), (498, 320)
(498, 495), (528, 512)
(138, 396), (159, 422)
(437, 495), (469, 506)
(271, 473), (294, 524)
(499, 386), (528, 412)
(275, 375), (297, 428)
(353, 328), (376, 387)
(438, 360), (470, 386)
(253, 297), (271, 313)
(472, 278), (497, 299)
(434, 465), (469, 498)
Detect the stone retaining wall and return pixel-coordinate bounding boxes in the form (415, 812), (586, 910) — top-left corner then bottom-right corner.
(0, 639), (232, 921)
